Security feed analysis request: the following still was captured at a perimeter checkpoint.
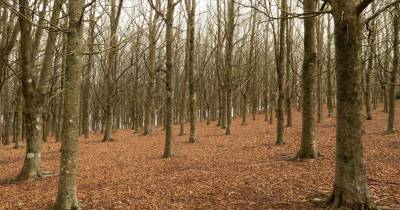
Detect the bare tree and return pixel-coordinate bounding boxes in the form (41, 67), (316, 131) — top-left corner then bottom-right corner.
(388, 4), (399, 133)
(326, 0), (377, 208)
(297, 0), (318, 159)
(53, 0), (83, 207)
(276, 0), (287, 144)
(225, 0), (235, 135)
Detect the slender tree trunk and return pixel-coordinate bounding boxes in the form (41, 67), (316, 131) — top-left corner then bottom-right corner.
(53, 0), (83, 207)
(297, 0), (317, 159)
(365, 3), (376, 120)
(316, 14), (324, 123)
(264, 28), (270, 122)
(144, 2), (159, 135)
(225, 0), (235, 135)
(241, 92), (248, 125)
(326, 16), (334, 117)
(3, 86), (11, 145)
(163, 0), (176, 158)
(82, 5), (96, 139)
(179, 7), (190, 136)
(14, 87), (23, 149)
(276, 0), (287, 144)
(388, 5), (399, 133)
(186, 0), (197, 143)
(285, 18), (292, 127)
(103, 0), (123, 142)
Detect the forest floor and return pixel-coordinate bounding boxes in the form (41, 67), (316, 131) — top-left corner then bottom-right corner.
(1, 103), (400, 210)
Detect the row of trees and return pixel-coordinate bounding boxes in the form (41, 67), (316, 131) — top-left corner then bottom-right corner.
(0, 0), (399, 209)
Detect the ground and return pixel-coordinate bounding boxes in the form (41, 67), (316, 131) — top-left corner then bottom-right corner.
(1, 104), (399, 210)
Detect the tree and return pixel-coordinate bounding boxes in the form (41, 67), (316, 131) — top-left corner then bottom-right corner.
(103, 0), (124, 142)
(326, 16), (334, 118)
(285, 17), (293, 127)
(388, 4), (399, 133)
(163, 0), (178, 158)
(326, 0), (377, 209)
(17, 0), (63, 180)
(365, 3), (376, 120)
(186, 0), (197, 143)
(216, 0), (226, 129)
(297, 0), (318, 159)
(53, 0), (83, 207)
(276, 0), (287, 144)
(316, 13), (324, 124)
(81, 3), (96, 139)
(144, 0), (161, 136)
(14, 86), (23, 149)
(225, 0), (235, 135)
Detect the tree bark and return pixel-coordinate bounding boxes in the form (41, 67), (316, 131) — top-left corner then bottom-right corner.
(316, 14), (324, 124)
(276, 0), (287, 144)
(326, 16), (334, 118)
(365, 3), (376, 121)
(82, 4), (96, 139)
(14, 87), (23, 149)
(186, 0), (197, 143)
(225, 0), (235, 135)
(327, 1), (376, 209)
(388, 5), (399, 133)
(103, 0), (123, 142)
(144, 1), (160, 136)
(17, 0), (42, 180)
(53, 0), (83, 207)
(163, 0), (176, 158)
(285, 18), (292, 127)
(297, 0), (318, 159)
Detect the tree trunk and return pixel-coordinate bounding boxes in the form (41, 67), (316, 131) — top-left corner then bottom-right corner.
(53, 0), (83, 207)
(285, 18), (292, 127)
(81, 5), (96, 139)
(388, 5), (399, 133)
(276, 0), (287, 145)
(316, 14), (324, 124)
(241, 92), (248, 125)
(14, 87), (23, 149)
(179, 7), (189, 136)
(186, 0), (197, 143)
(365, 3), (375, 121)
(103, 0), (122, 142)
(264, 30), (269, 122)
(216, 0), (225, 129)
(163, 0), (176, 158)
(297, 0), (318, 159)
(326, 16), (334, 118)
(144, 2), (160, 135)
(225, 0), (235, 135)
(17, 0), (42, 181)
(327, 2), (376, 209)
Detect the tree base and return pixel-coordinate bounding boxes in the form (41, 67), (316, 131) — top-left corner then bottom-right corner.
(326, 187), (377, 210)
(189, 137), (197, 143)
(162, 152), (175, 158)
(296, 150), (318, 160)
(102, 138), (114, 142)
(53, 199), (80, 210)
(17, 167), (42, 181)
(387, 129), (396, 134)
